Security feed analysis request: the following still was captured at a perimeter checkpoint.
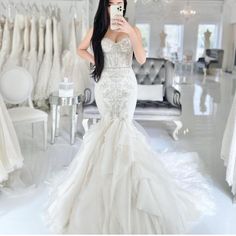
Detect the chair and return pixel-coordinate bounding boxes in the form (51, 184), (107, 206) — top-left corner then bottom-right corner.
(0, 66), (48, 150)
(196, 49), (224, 76)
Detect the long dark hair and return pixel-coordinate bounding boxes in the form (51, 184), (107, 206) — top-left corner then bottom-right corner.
(91, 0), (127, 82)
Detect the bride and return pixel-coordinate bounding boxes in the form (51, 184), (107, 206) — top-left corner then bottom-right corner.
(44, 0), (215, 233)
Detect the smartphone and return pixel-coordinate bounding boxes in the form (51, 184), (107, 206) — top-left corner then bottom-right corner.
(110, 4), (124, 31)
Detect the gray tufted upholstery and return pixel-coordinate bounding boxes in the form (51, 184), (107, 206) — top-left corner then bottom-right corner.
(132, 58), (166, 85)
(82, 58), (183, 140)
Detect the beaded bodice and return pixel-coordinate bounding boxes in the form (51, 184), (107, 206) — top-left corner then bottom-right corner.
(101, 37), (133, 69)
(94, 37), (137, 121)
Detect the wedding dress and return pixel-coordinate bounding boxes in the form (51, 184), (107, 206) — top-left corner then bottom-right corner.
(69, 17), (85, 94)
(22, 16), (30, 68)
(34, 18), (52, 101)
(0, 17), (4, 50)
(44, 37), (215, 234)
(47, 16), (62, 97)
(0, 19), (13, 72)
(221, 92), (236, 195)
(27, 16), (38, 87)
(38, 16), (46, 70)
(0, 94), (24, 184)
(57, 11), (63, 57)
(4, 14), (24, 70)
(60, 17), (88, 96)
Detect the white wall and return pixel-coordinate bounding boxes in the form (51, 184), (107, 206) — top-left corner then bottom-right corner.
(134, 0), (223, 59)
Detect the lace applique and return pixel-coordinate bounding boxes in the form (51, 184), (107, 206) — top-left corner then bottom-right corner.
(97, 71), (136, 120)
(95, 37), (137, 120)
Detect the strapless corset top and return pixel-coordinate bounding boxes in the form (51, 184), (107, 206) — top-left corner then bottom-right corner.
(101, 37), (133, 69)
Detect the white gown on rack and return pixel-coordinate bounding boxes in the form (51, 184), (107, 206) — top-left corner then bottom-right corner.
(221, 92), (236, 195)
(57, 11), (63, 57)
(0, 94), (24, 184)
(0, 17), (4, 50)
(44, 37), (215, 234)
(47, 17), (62, 97)
(27, 16), (38, 87)
(38, 16), (46, 70)
(66, 17), (87, 95)
(0, 19), (13, 72)
(4, 14), (24, 70)
(22, 16), (30, 68)
(34, 18), (52, 101)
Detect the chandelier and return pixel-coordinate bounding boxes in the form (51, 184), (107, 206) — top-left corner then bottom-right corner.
(134, 0), (173, 5)
(180, 0), (196, 19)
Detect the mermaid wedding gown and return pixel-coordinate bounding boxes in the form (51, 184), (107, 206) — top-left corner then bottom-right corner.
(0, 94), (24, 184)
(45, 37), (214, 234)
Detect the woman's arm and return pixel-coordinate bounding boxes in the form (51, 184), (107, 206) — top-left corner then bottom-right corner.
(129, 26), (146, 65)
(77, 28), (95, 65)
(116, 17), (146, 65)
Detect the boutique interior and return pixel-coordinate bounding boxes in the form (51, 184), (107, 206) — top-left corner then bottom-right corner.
(0, 0), (236, 234)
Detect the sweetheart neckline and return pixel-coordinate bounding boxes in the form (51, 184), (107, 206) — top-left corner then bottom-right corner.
(102, 36), (130, 44)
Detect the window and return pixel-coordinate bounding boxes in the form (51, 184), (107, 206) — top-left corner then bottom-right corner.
(196, 24), (218, 60)
(164, 24), (184, 60)
(136, 23), (150, 56)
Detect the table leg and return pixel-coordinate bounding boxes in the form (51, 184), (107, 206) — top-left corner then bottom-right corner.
(51, 104), (57, 144)
(56, 106), (61, 137)
(70, 104), (77, 145)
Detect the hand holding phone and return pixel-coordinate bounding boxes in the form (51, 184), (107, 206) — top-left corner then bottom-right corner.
(110, 4), (124, 31)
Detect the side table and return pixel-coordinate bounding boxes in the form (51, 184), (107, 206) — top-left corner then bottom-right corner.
(49, 92), (82, 145)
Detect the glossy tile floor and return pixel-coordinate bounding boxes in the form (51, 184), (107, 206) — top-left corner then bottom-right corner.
(0, 72), (236, 234)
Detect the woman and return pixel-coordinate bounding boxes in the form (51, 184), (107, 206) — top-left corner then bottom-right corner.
(45, 0), (214, 233)
(0, 93), (24, 184)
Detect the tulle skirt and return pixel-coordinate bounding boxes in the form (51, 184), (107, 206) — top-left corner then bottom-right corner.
(44, 117), (215, 234)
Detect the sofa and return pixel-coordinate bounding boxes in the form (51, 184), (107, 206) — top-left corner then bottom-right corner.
(81, 58), (182, 140)
(196, 49), (224, 76)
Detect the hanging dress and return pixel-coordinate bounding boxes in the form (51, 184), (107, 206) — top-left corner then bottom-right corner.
(27, 16), (38, 88)
(0, 19), (13, 72)
(47, 16), (61, 97)
(4, 14), (24, 70)
(37, 15), (46, 71)
(34, 17), (52, 101)
(0, 17), (5, 50)
(22, 15), (30, 68)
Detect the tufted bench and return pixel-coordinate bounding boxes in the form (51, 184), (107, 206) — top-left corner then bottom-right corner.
(82, 58), (183, 140)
